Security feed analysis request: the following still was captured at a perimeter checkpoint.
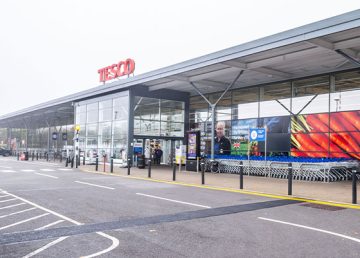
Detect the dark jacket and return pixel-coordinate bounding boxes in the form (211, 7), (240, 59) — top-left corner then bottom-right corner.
(214, 136), (231, 155)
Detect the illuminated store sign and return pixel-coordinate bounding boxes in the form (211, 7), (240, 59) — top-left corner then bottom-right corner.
(98, 58), (135, 82)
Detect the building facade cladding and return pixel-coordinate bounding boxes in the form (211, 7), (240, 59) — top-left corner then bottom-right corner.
(189, 69), (360, 160)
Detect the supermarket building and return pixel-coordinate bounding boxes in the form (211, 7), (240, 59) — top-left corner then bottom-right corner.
(1, 10), (360, 165)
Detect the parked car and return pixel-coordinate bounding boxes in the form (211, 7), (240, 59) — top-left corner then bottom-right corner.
(0, 148), (11, 157)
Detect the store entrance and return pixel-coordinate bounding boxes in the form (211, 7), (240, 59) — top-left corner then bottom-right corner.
(133, 138), (183, 166)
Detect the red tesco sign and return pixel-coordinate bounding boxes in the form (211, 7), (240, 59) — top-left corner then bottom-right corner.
(98, 58), (135, 82)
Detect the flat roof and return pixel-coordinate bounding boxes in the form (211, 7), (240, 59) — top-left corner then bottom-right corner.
(1, 9), (360, 127)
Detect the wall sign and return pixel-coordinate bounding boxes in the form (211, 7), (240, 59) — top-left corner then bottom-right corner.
(98, 58), (135, 82)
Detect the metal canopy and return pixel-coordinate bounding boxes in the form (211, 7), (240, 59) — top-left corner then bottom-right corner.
(1, 10), (360, 129)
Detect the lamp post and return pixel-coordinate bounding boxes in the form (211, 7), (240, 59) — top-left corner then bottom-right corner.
(75, 125), (80, 167)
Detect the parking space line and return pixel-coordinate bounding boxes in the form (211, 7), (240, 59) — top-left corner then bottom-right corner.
(136, 193), (211, 209)
(35, 220), (64, 231)
(258, 217), (360, 243)
(0, 203), (26, 210)
(4, 191), (119, 256)
(35, 173), (58, 179)
(82, 232), (120, 258)
(57, 168), (73, 171)
(74, 181), (115, 190)
(0, 213), (49, 231)
(0, 207), (36, 219)
(22, 236), (68, 258)
(0, 198), (17, 203)
(40, 169), (55, 172)
(21, 169), (35, 172)
(0, 170), (16, 173)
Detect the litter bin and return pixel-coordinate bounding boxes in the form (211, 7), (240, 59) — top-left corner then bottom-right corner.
(137, 154), (145, 169)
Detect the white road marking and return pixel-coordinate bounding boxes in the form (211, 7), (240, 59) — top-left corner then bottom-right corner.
(82, 232), (120, 258)
(35, 173), (58, 179)
(0, 198), (17, 203)
(75, 181), (115, 190)
(22, 237), (68, 258)
(0, 203), (26, 210)
(0, 166), (12, 169)
(0, 195), (10, 198)
(258, 217), (360, 243)
(0, 213), (49, 230)
(35, 220), (64, 231)
(40, 169), (55, 172)
(21, 169), (35, 172)
(0, 207), (36, 219)
(57, 168), (73, 171)
(0, 170), (16, 173)
(4, 191), (119, 257)
(136, 193), (211, 209)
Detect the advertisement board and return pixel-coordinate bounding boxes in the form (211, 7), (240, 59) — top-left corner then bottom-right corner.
(186, 131), (200, 160)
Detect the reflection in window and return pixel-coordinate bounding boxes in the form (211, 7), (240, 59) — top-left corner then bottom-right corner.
(292, 76), (329, 114)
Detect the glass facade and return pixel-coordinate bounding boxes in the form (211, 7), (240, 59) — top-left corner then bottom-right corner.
(190, 69), (360, 160)
(134, 97), (185, 137)
(75, 92), (129, 160)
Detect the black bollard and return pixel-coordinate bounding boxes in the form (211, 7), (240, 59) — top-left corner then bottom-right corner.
(127, 158), (131, 175)
(71, 157), (74, 168)
(148, 159), (152, 178)
(36, 152), (39, 160)
(83, 155), (85, 165)
(95, 156), (98, 171)
(17, 153), (19, 161)
(65, 157), (68, 167)
(239, 161), (244, 189)
(32, 152), (34, 161)
(60, 154), (62, 163)
(288, 163), (293, 195)
(75, 155), (78, 168)
(173, 158), (176, 181)
(46, 153), (49, 162)
(352, 168), (358, 204)
(201, 160), (205, 185)
(110, 156), (114, 173)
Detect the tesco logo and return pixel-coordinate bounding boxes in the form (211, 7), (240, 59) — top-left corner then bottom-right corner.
(98, 58), (135, 82)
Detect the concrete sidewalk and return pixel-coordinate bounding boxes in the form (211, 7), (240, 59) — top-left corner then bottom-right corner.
(78, 162), (360, 206)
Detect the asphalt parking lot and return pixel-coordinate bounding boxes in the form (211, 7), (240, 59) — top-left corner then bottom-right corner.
(0, 157), (360, 257)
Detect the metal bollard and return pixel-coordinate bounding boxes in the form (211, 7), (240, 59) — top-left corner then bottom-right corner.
(148, 159), (152, 178)
(110, 157), (114, 173)
(71, 157), (74, 168)
(173, 158), (176, 181)
(83, 155), (85, 165)
(127, 158), (131, 175)
(46, 153), (49, 162)
(36, 152), (39, 160)
(95, 156), (98, 171)
(32, 152), (34, 161)
(65, 157), (68, 167)
(60, 154), (62, 163)
(201, 160), (205, 185)
(239, 161), (244, 189)
(76, 155), (78, 168)
(352, 168), (358, 204)
(17, 153), (19, 160)
(288, 162), (293, 195)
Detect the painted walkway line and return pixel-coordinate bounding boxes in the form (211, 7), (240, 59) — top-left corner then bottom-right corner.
(35, 173), (58, 179)
(258, 217), (360, 243)
(74, 181), (115, 190)
(82, 169), (360, 210)
(136, 193), (211, 209)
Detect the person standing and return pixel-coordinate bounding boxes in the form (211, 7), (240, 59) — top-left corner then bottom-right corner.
(214, 121), (231, 155)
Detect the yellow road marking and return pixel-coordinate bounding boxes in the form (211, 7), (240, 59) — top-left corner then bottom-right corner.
(81, 169), (360, 210)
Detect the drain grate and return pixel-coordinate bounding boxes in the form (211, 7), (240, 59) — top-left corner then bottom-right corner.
(300, 203), (346, 211)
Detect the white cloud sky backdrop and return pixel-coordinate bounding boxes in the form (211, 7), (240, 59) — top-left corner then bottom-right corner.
(0, 0), (359, 116)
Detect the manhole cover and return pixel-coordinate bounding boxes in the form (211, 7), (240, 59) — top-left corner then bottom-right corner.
(300, 203), (346, 211)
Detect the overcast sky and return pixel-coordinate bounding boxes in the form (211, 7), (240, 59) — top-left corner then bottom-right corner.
(0, 0), (359, 116)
